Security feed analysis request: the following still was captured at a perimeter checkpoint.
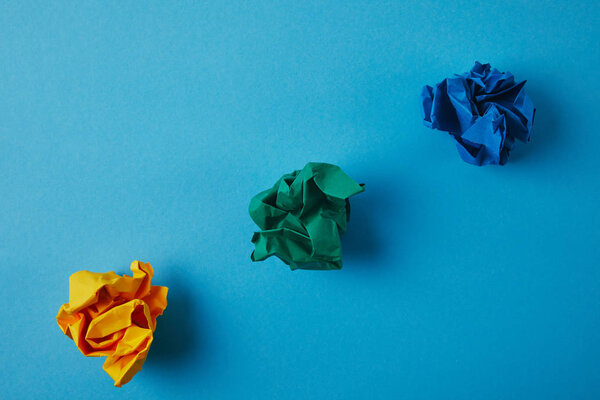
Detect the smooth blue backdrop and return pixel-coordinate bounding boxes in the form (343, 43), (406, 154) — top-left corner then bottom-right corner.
(1, 1), (599, 399)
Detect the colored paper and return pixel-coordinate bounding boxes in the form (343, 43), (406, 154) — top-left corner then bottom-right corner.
(249, 162), (364, 270)
(57, 261), (168, 387)
(421, 62), (536, 166)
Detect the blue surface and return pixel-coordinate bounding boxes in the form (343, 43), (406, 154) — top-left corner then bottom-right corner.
(1, 1), (599, 399)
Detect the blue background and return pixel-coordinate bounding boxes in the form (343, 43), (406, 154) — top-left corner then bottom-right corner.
(1, 1), (599, 399)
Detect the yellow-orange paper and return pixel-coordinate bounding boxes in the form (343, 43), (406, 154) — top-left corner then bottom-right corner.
(57, 260), (168, 387)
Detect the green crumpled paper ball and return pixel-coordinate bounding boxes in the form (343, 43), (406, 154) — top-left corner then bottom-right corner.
(249, 162), (365, 270)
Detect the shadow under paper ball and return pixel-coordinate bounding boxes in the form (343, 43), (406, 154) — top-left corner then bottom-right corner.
(147, 276), (200, 364)
(342, 194), (381, 260)
(341, 177), (399, 266)
(509, 82), (561, 163)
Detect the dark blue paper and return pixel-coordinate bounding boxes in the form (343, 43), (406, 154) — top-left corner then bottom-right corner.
(421, 62), (536, 166)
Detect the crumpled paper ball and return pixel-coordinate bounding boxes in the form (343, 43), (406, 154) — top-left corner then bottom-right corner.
(57, 260), (168, 387)
(421, 62), (536, 165)
(249, 162), (365, 270)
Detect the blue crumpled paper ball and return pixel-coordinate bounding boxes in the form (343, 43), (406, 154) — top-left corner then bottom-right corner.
(421, 62), (536, 166)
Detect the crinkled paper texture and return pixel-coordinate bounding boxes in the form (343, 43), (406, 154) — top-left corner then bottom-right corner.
(421, 61), (535, 166)
(249, 162), (364, 270)
(57, 261), (168, 387)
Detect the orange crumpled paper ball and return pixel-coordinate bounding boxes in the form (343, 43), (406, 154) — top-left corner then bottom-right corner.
(56, 260), (168, 387)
